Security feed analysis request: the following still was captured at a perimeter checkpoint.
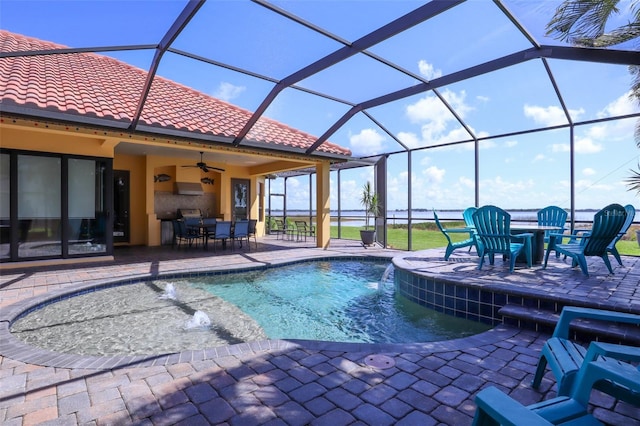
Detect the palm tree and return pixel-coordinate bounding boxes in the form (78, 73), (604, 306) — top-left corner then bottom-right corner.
(546, 0), (640, 193)
(360, 181), (379, 230)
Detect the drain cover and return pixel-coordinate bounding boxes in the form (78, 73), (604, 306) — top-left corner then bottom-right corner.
(364, 354), (395, 369)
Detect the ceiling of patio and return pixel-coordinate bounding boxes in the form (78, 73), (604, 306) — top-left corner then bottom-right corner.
(2, 0), (639, 171)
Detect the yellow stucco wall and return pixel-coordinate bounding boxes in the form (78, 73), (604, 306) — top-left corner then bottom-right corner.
(113, 154), (148, 246)
(0, 126), (115, 157)
(1, 121), (332, 255)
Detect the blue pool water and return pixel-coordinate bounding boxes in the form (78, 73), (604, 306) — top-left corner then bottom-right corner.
(11, 260), (490, 356)
(187, 260), (490, 344)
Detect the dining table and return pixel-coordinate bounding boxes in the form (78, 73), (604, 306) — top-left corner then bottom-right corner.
(509, 223), (562, 264)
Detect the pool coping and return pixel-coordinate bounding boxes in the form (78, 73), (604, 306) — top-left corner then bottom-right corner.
(0, 254), (518, 369)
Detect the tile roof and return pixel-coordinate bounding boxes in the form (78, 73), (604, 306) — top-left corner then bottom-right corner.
(0, 30), (351, 156)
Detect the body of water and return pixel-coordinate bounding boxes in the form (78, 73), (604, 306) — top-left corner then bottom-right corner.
(271, 209), (639, 228)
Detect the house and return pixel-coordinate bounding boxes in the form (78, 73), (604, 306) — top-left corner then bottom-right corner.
(0, 30), (352, 267)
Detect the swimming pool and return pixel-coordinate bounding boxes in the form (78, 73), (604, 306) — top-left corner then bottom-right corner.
(10, 259), (490, 356)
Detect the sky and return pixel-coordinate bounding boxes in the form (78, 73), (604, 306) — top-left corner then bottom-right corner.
(2, 0), (639, 212)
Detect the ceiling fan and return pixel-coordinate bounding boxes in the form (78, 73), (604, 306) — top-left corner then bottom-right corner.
(182, 151), (225, 173)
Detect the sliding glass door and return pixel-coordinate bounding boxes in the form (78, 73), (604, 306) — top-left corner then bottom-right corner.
(0, 150), (112, 262)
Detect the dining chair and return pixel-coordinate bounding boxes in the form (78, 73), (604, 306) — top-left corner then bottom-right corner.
(172, 220), (202, 248)
(248, 219), (258, 250)
(182, 217), (205, 243)
(232, 220), (250, 250)
(201, 217), (217, 249)
(211, 221), (231, 252)
(537, 205), (567, 258)
(543, 203), (627, 276)
(433, 210), (476, 260)
(471, 205), (532, 272)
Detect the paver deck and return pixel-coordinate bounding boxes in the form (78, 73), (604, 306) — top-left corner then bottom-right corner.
(1, 236), (639, 425)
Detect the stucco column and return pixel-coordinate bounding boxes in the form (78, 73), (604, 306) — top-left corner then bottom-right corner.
(146, 155), (161, 246)
(315, 161), (331, 249)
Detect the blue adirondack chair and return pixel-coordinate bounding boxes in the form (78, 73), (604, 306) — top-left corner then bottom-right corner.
(606, 204), (636, 266)
(531, 306), (640, 406)
(433, 210), (476, 260)
(537, 206), (567, 258)
(543, 203), (627, 276)
(473, 359), (640, 425)
(471, 205), (532, 272)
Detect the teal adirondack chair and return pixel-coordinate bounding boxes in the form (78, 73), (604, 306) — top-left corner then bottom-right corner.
(606, 204), (636, 266)
(543, 203), (627, 276)
(462, 207), (477, 252)
(471, 205), (532, 272)
(537, 206), (567, 258)
(531, 306), (640, 406)
(433, 210), (476, 260)
(473, 359), (640, 425)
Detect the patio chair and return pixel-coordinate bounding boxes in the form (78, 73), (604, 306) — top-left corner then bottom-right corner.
(462, 207), (477, 252)
(248, 219), (258, 249)
(232, 220), (250, 250)
(473, 359), (640, 425)
(210, 221), (231, 252)
(272, 219), (287, 239)
(201, 217), (217, 248)
(606, 204), (636, 266)
(294, 220), (316, 241)
(433, 210), (476, 260)
(471, 205), (532, 272)
(172, 220), (203, 248)
(543, 203), (627, 276)
(531, 306), (640, 405)
(537, 206), (568, 258)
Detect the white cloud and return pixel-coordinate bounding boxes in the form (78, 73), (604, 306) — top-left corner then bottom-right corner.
(523, 104), (583, 126)
(418, 60), (442, 80)
(397, 131), (421, 149)
(423, 166), (445, 183)
(349, 128), (386, 156)
(459, 176), (474, 189)
(419, 156), (432, 167)
(479, 140), (497, 150)
(407, 89), (471, 123)
(552, 143), (569, 152)
(598, 90), (638, 118)
(574, 136), (603, 154)
(551, 138), (603, 154)
(532, 154), (545, 162)
(582, 167), (596, 176)
(398, 89), (479, 148)
(213, 82), (246, 102)
(504, 140), (518, 148)
(477, 95), (490, 103)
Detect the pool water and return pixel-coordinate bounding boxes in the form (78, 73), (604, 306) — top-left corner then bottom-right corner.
(10, 260), (490, 356)
(193, 260), (490, 343)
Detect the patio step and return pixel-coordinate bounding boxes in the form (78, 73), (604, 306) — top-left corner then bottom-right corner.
(499, 304), (640, 345)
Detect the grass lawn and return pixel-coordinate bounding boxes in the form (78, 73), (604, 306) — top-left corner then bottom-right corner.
(330, 224), (640, 257)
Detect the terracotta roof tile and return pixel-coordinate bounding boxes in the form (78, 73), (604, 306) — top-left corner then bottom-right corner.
(0, 30), (351, 156)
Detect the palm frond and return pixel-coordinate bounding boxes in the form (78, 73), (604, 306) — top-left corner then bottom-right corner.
(547, 0), (621, 41)
(625, 165), (640, 194)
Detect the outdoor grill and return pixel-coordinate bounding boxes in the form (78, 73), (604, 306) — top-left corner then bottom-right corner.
(177, 209), (202, 220)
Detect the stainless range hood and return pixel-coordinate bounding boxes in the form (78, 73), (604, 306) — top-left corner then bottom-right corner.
(175, 182), (204, 196)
